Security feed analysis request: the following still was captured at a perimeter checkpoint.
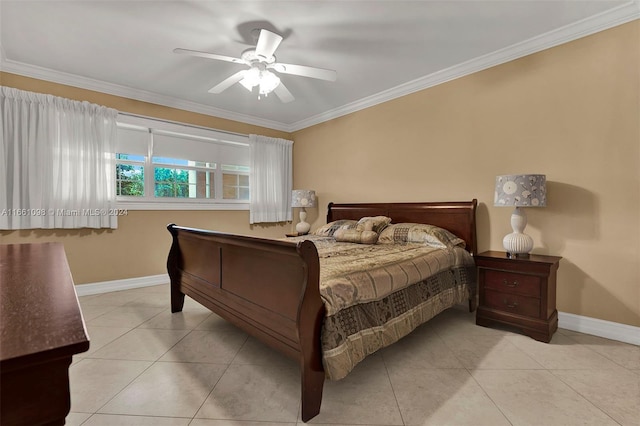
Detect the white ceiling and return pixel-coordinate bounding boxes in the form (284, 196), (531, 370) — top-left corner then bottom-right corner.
(1, 1), (637, 132)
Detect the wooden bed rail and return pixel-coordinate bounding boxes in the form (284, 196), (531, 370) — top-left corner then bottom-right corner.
(167, 224), (326, 421)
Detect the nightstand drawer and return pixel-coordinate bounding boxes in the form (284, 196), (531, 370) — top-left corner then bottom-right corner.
(483, 270), (540, 298)
(484, 289), (540, 318)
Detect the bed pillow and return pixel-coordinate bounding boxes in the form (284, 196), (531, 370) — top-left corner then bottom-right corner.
(356, 216), (392, 233)
(334, 228), (379, 244)
(312, 219), (358, 237)
(378, 223), (466, 249)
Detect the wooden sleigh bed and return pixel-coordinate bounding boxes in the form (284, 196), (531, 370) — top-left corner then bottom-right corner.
(167, 200), (478, 422)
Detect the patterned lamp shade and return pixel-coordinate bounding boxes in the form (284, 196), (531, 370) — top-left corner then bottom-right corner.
(291, 189), (316, 235)
(494, 174), (546, 257)
(494, 175), (546, 207)
(291, 190), (317, 208)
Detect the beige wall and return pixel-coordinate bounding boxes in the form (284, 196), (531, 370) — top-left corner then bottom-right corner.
(291, 22), (639, 327)
(0, 73), (293, 284)
(1, 22), (638, 326)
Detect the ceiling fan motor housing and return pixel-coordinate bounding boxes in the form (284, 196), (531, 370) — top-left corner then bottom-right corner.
(241, 49), (276, 66)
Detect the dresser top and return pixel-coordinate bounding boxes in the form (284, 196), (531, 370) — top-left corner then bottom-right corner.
(1, 243), (89, 368)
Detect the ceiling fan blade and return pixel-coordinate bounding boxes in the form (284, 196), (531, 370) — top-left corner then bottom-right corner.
(208, 70), (246, 94)
(269, 62), (337, 82)
(255, 29), (283, 59)
(174, 48), (245, 64)
(274, 82), (295, 103)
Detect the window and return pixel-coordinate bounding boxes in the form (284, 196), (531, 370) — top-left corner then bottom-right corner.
(222, 165), (250, 200)
(116, 115), (250, 210)
(152, 157), (215, 199)
(116, 154), (145, 196)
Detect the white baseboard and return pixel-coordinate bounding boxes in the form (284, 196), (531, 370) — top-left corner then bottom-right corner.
(75, 274), (169, 296)
(558, 311), (639, 346)
(75, 274), (639, 346)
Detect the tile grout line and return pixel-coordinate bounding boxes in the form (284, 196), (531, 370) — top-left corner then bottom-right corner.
(547, 369), (625, 426)
(379, 351), (408, 426)
(77, 293), (169, 421)
(188, 333), (251, 423)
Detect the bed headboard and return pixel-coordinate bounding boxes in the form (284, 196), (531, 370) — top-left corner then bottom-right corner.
(326, 200), (478, 255)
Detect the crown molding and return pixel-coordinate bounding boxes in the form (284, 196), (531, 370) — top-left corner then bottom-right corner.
(289, 1), (640, 131)
(0, 58), (291, 132)
(1, 1), (637, 134)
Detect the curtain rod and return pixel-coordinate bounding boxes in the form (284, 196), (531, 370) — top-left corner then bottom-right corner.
(117, 111), (249, 138)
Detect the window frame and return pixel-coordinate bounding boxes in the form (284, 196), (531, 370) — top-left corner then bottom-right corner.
(115, 114), (250, 211)
(222, 165), (250, 201)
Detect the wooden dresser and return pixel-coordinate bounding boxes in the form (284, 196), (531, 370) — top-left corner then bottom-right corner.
(475, 250), (561, 343)
(1, 243), (90, 426)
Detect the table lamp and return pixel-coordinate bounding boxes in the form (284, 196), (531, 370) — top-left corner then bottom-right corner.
(494, 174), (546, 257)
(291, 189), (316, 235)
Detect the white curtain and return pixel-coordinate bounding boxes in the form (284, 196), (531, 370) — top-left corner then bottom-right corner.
(249, 134), (293, 224)
(0, 86), (118, 229)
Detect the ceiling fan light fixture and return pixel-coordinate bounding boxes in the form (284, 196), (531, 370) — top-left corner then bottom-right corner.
(258, 70), (280, 96)
(239, 67), (260, 91)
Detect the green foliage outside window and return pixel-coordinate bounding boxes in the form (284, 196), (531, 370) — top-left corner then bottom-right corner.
(154, 167), (213, 198)
(116, 162), (144, 196)
(154, 167), (190, 197)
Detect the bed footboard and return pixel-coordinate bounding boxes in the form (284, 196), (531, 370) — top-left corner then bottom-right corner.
(167, 224), (325, 422)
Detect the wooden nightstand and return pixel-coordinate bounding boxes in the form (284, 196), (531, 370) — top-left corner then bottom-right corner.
(475, 250), (561, 342)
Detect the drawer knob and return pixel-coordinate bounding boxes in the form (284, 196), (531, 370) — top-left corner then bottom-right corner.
(503, 299), (519, 309)
(502, 279), (519, 288)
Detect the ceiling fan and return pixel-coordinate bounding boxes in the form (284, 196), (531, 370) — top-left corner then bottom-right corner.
(174, 29), (337, 103)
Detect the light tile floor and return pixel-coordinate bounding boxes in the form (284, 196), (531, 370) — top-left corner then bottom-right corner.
(68, 284), (639, 426)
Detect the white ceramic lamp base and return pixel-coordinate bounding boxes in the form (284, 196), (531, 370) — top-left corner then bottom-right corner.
(503, 207), (534, 257)
(295, 209), (311, 235)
